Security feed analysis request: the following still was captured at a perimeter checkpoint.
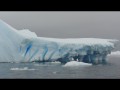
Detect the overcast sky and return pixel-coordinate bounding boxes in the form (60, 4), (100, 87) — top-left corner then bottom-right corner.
(0, 12), (120, 40)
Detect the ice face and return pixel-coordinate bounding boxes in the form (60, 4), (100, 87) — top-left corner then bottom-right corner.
(0, 19), (119, 64)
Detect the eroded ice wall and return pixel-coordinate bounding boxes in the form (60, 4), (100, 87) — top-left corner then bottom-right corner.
(0, 19), (118, 64)
(19, 36), (118, 65)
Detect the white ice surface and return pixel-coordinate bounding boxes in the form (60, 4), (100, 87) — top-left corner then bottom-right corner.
(19, 29), (37, 38)
(64, 61), (92, 67)
(108, 51), (120, 56)
(10, 67), (35, 71)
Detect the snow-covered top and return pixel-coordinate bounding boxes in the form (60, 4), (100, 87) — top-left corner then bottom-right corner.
(19, 29), (37, 38)
(0, 19), (118, 48)
(0, 19), (18, 32)
(37, 37), (116, 47)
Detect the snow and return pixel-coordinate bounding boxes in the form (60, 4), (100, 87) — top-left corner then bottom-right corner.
(0, 19), (119, 64)
(64, 61), (92, 67)
(51, 61), (61, 64)
(19, 29), (37, 38)
(38, 37), (115, 47)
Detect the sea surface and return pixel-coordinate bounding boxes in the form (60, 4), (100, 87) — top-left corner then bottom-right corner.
(0, 56), (120, 79)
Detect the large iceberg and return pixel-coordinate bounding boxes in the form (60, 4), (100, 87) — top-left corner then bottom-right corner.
(0, 20), (118, 64)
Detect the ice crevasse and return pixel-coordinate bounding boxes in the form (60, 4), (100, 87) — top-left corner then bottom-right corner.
(0, 20), (118, 64)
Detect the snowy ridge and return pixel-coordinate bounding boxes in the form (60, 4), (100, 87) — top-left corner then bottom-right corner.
(19, 29), (37, 38)
(0, 19), (119, 64)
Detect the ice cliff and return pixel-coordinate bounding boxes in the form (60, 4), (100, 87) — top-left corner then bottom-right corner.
(0, 20), (118, 64)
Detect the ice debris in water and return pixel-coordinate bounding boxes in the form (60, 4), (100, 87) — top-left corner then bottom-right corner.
(108, 51), (120, 56)
(64, 61), (92, 67)
(10, 67), (35, 71)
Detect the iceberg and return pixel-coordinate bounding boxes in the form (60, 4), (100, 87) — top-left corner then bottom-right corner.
(0, 19), (118, 65)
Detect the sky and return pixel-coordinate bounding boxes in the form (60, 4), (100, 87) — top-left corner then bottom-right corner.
(0, 11), (120, 40)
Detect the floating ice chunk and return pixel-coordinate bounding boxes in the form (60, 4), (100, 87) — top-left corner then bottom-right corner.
(51, 61), (61, 64)
(53, 71), (57, 74)
(108, 51), (120, 56)
(10, 67), (35, 71)
(64, 61), (92, 67)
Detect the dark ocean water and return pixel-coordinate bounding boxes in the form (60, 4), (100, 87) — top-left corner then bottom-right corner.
(0, 56), (120, 79)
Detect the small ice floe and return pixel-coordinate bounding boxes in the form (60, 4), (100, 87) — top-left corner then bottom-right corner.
(63, 61), (92, 67)
(51, 61), (61, 64)
(10, 67), (35, 71)
(108, 51), (120, 57)
(53, 71), (57, 74)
